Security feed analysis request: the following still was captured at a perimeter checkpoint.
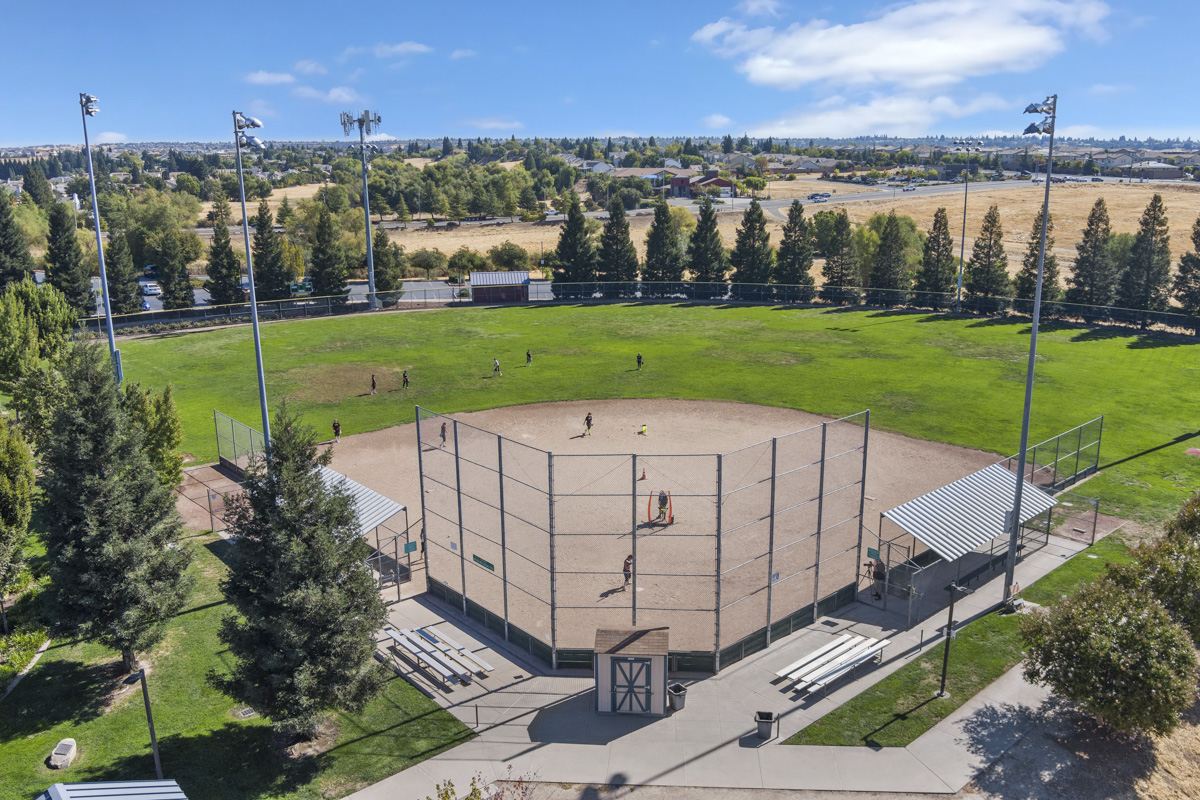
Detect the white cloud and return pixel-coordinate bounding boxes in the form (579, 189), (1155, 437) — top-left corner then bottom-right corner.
(1088, 82), (1129, 96)
(347, 68), (364, 83)
(450, 49), (476, 59)
(95, 131), (127, 144)
(294, 60), (327, 75)
(292, 85), (364, 104)
(339, 45), (366, 60)
(366, 132), (398, 142)
(737, 0), (783, 16)
(693, 0), (1110, 90)
(247, 99), (276, 119)
(464, 117), (524, 130)
(374, 41), (433, 58)
(244, 70), (294, 85)
(748, 93), (1009, 137)
(702, 113), (733, 129)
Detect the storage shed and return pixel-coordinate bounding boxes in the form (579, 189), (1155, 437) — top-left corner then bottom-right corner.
(594, 627), (669, 716)
(470, 271), (530, 303)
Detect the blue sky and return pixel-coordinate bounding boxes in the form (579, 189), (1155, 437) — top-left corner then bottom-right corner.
(1, 0), (1193, 146)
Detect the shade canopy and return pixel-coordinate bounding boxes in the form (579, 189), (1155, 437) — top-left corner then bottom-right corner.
(316, 465), (405, 535)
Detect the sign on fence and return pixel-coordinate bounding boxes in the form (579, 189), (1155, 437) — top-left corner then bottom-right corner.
(404, 541), (418, 554)
(473, 554), (495, 571)
(867, 547), (880, 560)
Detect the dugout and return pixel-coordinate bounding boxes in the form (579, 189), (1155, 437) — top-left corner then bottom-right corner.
(594, 628), (669, 716)
(470, 271), (530, 303)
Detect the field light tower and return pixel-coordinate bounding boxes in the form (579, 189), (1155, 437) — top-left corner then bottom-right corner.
(952, 139), (984, 314)
(79, 93), (122, 383)
(1003, 95), (1057, 603)
(342, 110), (382, 307)
(233, 110), (272, 450)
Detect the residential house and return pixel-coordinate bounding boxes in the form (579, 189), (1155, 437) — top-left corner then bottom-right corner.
(1093, 150), (1137, 170)
(671, 168), (734, 198)
(108, 172), (132, 182)
(723, 153), (756, 172)
(1127, 160), (1183, 179)
(663, 157), (681, 169)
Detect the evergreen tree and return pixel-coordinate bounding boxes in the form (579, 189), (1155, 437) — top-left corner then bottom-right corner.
(519, 185), (539, 214)
(642, 199), (685, 289)
(0, 190), (34, 290)
(1118, 193), (1172, 317)
(914, 207), (957, 307)
(310, 205), (348, 300)
(552, 193), (596, 289)
(866, 211), (911, 305)
(963, 204), (1010, 309)
(1014, 208), (1061, 302)
(722, 134), (735, 154)
(597, 197), (639, 289)
(442, 136), (453, 157)
(103, 231), (142, 315)
(209, 404), (387, 738)
(45, 202), (94, 316)
(0, 421), (34, 633)
(122, 382), (184, 489)
(44, 343), (193, 672)
(21, 163), (53, 210)
(276, 195), (294, 225)
(689, 196), (729, 298)
(373, 230), (407, 307)
(774, 201), (814, 298)
(394, 196), (411, 228)
(819, 210), (859, 304)
(1173, 215), (1200, 325)
(729, 198), (774, 298)
(251, 201), (290, 301)
(205, 198), (244, 306)
(156, 229), (195, 310)
(1065, 199), (1117, 308)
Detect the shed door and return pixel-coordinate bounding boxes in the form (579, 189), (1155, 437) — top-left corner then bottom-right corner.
(611, 657), (653, 714)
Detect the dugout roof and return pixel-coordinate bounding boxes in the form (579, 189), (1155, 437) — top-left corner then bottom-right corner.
(38, 782), (188, 800)
(470, 270), (530, 286)
(316, 465), (405, 534)
(883, 463), (1057, 562)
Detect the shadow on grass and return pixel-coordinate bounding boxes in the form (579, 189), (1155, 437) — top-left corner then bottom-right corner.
(0, 656), (122, 742)
(203, 538), (242, 574)
(1100, 429), (1200, 471)
(858, 695), (939, 749)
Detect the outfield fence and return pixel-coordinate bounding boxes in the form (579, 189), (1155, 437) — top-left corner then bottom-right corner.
(417, 406), (870, 673)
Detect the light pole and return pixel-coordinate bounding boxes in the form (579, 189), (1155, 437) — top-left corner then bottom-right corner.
(79, 93), (122, 383)
(937, 583), (972, 697)
(1003, 95), (1057, 601)
(341, 110), (382, 307)
(232, 111), (272, 449)
(133, 669), (164, 779)
(953, 139), (983, 313)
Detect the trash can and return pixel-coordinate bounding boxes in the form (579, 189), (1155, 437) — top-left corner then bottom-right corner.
(755, 711), (776, 740)
(667, 683), (687, 711)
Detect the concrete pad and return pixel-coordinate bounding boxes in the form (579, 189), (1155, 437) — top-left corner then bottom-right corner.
(829, 746), (952, 794)
(529, 744), (612, 784)
(606, 740), (691, 786)
(757, 745), (844, 791)
(680, 741), (763, 789)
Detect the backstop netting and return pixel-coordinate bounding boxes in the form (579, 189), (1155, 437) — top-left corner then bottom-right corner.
(418, 407), (870, 672)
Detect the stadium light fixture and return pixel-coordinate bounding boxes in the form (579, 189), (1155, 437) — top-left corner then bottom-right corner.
(79, 92), (121, 383)
(341, 110), (384, 307)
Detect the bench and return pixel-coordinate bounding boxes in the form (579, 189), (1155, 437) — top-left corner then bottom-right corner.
(773, 634), (853, 680)
(383, 627), (460, 688)
(414, 628), (488, 677)
(783, 637), (868, 685)
(789, 639), (879, 691)
(800, 639), (891, 697)
(396, 628), (474, 683)
(423, 626), (495, 673)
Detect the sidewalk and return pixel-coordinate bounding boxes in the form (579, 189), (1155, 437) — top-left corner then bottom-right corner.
(351, 536), (1082, 799)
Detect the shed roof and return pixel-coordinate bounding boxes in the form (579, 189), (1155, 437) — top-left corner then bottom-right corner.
(594, 627), (669, 656)
(316, 465), (405, 533)
(39, 782), (188, 800)
(883, 463), (1057, 563)
(470, 271), (530, 287)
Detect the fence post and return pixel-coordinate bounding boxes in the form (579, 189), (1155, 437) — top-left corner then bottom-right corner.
(1051, 432), (1061, 489)
(548, 452), (557, 670)
(812, 423), (829, 609)
(715, 453), (723, 671)
(764, 438), (778, 646)
(497, 435), (510, 641)
(414, 409), (430, 591)
(453, 420), (467, 616)
(631, 455), (639, 629)
(1095, 416), (1105, 475)
(854, 411), (871, 594)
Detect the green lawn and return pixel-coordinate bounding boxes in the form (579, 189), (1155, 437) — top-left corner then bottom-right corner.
(785, 536), (1131, 748)
(120, 305), (1200, 524)
(0, 531), (472, 800)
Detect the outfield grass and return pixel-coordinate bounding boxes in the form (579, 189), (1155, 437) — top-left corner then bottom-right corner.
(0, 531), (472, 800)
(121, 304), (1200, 524)
(785, 536), (1131, 748)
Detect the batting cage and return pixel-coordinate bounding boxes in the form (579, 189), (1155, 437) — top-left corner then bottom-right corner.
(417, 407), (871, 672)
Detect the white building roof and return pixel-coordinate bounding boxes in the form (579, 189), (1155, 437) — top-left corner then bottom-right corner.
(470, 271), (530, 286)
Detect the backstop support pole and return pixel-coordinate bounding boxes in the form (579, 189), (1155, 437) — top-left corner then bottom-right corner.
(854, 411), (871, 597)
(548, 452), (557, 669)
(453, 420), (467, 616)
(415, 409), (430, 590)
(631, 455), (639, 628)
(497, 436), (510, 641)
(764, 438), (779, 646)
(812, 423), (828, 608)
(715, 454), (723, 671)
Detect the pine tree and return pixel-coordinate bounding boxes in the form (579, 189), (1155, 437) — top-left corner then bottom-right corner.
(0, 421), (34, 633)
(103, 231), (142, 315)
(0, 190), (34, 291)
(394, 196), (411, 228)
(44, 343), (193, 672)
(373, 230), (407, 306)
(251, 201), (290, 301)
(21, 163), (54, 210)
(205, 198), (244, 306)
(209, 404), (387, 738)
(519, 185), (539, 214)
(964, 204), (1010, 310)
(1173, 215), (1200, 325)
(914, 207), (957, 307)
(597, 197), (639, 290)
(729, 198), (774, 299)
(1065, 199), (1117, 309)
(819, 210), (860, 304)
(45, 202), (94, 316)
(1118, 193), (1172, 317)
(552, 192), (596, 289)
(276, 195), (294, 225)
(642, 199), (685, 290)
(774, 201), (814, 301)
(689, 196), (729, 299)
(122, 382), (184, 489)
(1013, 208), (1060, 302)
(156, 229), (195, 310)
(866, 211), (911, 305)
(310, 204), (348, 300)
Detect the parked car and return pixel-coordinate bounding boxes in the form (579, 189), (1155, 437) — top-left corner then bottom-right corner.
(820, 192), (832, 198)
(812, 196), (829, 203)
(141, 282), (162, 296)
(1091, 177), (1104, 182)
(140, 299), (151, 311)
(902, 185), (917, 192)
(807, 193), (823, 200)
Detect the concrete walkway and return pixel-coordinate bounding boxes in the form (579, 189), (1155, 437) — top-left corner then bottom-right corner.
(352, 536), (1083, 799)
